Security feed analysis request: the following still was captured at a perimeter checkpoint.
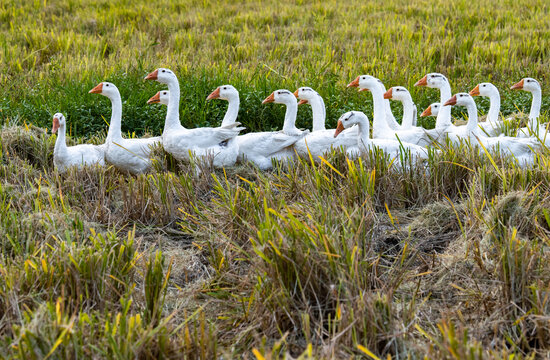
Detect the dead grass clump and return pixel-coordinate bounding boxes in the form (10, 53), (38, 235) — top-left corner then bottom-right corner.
(0, 126), (53, 169)
(406, 201), (466, 254)
(485, 191), (550, 243)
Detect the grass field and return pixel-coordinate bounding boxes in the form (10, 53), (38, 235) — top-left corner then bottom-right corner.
(1, 0), (550, 358)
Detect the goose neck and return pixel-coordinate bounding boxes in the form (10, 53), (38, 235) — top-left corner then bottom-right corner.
(106, 91), (123, 141)
(165, 78), (183, 131)
(436, 83), (453, 129)
(221, 96), (239, 127)
(487, 91), (501, 124)
(282, 100), (299, 134)
(529, 88), (541, 128)
(357, 118), (371, 149)
(371, 85), (392, 136)
(465, 101), (479, 132)
(401, 97), (416, 129)
(54, 123), (67, 155)
(309, 96), (326, 131)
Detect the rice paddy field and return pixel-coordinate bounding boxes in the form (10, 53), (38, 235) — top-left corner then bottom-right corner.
(1, 0), (550, 358)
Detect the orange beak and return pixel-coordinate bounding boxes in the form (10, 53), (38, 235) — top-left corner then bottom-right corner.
(511, 79), (524, 90)
(383, 88), (393, 99)
(358, 88), (370, 92)
(469, 85), (480, 96)
(262, 92), (275, 104)
(420, 105), (432, 117)
(443, 95), (457, 106)
(347, 76), (360, 88)
(298, 99), (308, 105)
(147, 92), (161, 104)
(52, 117), (60, 134)
(207, 87), (220, 100)
(414, 75), (428, 87)
(144, 69), (159, 81)
(293, 89), (300, 98)
(334, 120), (345, 138)
(89, 83), (103, 94)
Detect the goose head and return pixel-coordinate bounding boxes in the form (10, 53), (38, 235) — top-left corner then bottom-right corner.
(144, 68), (177, 84)
(52, 113), (65, 134)
(293, 86), (319, 105)
(384, 86), (411, 101)
(147, 90), (170, 105)
(347, 75), (381, 92)
(262, 89), (296, 105)
(511, 77), (540, 92)
(420, 103), (441, 117)
(414, 73), (449, 89)
(89, 82), (119, 98)
(334, 111), (367, 137)
(207, 85), (239, 101)
(469, 82), (498, 97)
(443, 93), (473, 107)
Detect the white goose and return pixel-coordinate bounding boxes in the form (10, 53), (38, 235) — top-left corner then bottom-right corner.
(510, 78), (546, 138)
(149, 87), (305, 170)
(443, 93), (537, 165)
(348, 75), (432, 147)
(414, 73), (456, 132)
(144, 69), (244, 168)
(262, 89), (306, 136)
(333, 111), (429, 161)
(294, 87), (327, 131)
(383, 86), (418, 129)
(468, 82), (503, 136)
(51, 113), (105, 172)
(348, 77), (401, 130)
(291, 86), (356, 157)
(89, 82), (160, 174)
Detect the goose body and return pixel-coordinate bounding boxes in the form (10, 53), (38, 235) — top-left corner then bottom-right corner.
(89, 82), (160, 174)
(334, 111), (429, 161)
(51, 113), (105, 172)
(292, 87), (356, 158)
(145, 69), (244, 168)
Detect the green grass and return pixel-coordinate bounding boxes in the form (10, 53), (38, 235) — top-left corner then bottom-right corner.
(1, 0), (549, 135)
(2, 0), (550, 358)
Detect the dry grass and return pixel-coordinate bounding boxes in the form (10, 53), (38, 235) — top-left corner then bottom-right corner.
(1, 114), (550, 358)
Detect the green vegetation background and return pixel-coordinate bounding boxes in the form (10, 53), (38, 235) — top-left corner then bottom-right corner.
(1, 0), (548, 135)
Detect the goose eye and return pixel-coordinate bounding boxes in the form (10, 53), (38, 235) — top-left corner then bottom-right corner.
(223, 87), (227, 90)
(105, 84), (109, 86)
